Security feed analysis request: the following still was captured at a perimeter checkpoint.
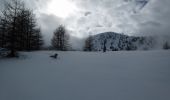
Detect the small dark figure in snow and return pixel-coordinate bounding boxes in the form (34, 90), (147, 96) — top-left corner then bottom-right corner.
(50, 53), (58, 59)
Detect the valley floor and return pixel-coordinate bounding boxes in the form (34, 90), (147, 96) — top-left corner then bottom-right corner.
(0, 50), (170, 100)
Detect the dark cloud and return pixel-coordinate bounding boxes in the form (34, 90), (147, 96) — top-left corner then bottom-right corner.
(84, 12), (91, 16)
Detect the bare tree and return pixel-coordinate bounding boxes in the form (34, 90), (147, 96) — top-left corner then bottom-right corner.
(0, 0), (24, 57)
(103, 39), (107, 52)
(84, 35), (93, 51)
(51, 25), (69, 51)
(32, 28), (44, 50)
(0, 16), (8, 48)
(0, 0), (43, 57)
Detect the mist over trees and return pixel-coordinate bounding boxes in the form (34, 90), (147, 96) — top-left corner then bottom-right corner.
(0, 0), (43, 57)
(84, 35), (93, 51)
(51, 25), (70, 51)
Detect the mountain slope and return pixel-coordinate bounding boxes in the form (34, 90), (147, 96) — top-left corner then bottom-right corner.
(90, 32), (155, 51)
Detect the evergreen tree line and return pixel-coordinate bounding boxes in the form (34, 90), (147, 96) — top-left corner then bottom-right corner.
(0, 0), (43, 57)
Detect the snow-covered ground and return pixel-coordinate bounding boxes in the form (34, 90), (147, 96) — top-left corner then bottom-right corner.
(0, 50), (170, 100)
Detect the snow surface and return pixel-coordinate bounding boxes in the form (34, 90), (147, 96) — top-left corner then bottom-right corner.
(0, 50), (170, 100)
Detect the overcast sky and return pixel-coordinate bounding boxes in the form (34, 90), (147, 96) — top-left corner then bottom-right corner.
(1, 0), (170, 46)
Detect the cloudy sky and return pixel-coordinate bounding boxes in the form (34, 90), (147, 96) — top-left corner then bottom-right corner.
(1, 0), (170, 46)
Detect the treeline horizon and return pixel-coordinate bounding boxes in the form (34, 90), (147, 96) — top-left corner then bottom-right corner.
(0, 0), (72, 57)
(0, 0), (170, 57)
